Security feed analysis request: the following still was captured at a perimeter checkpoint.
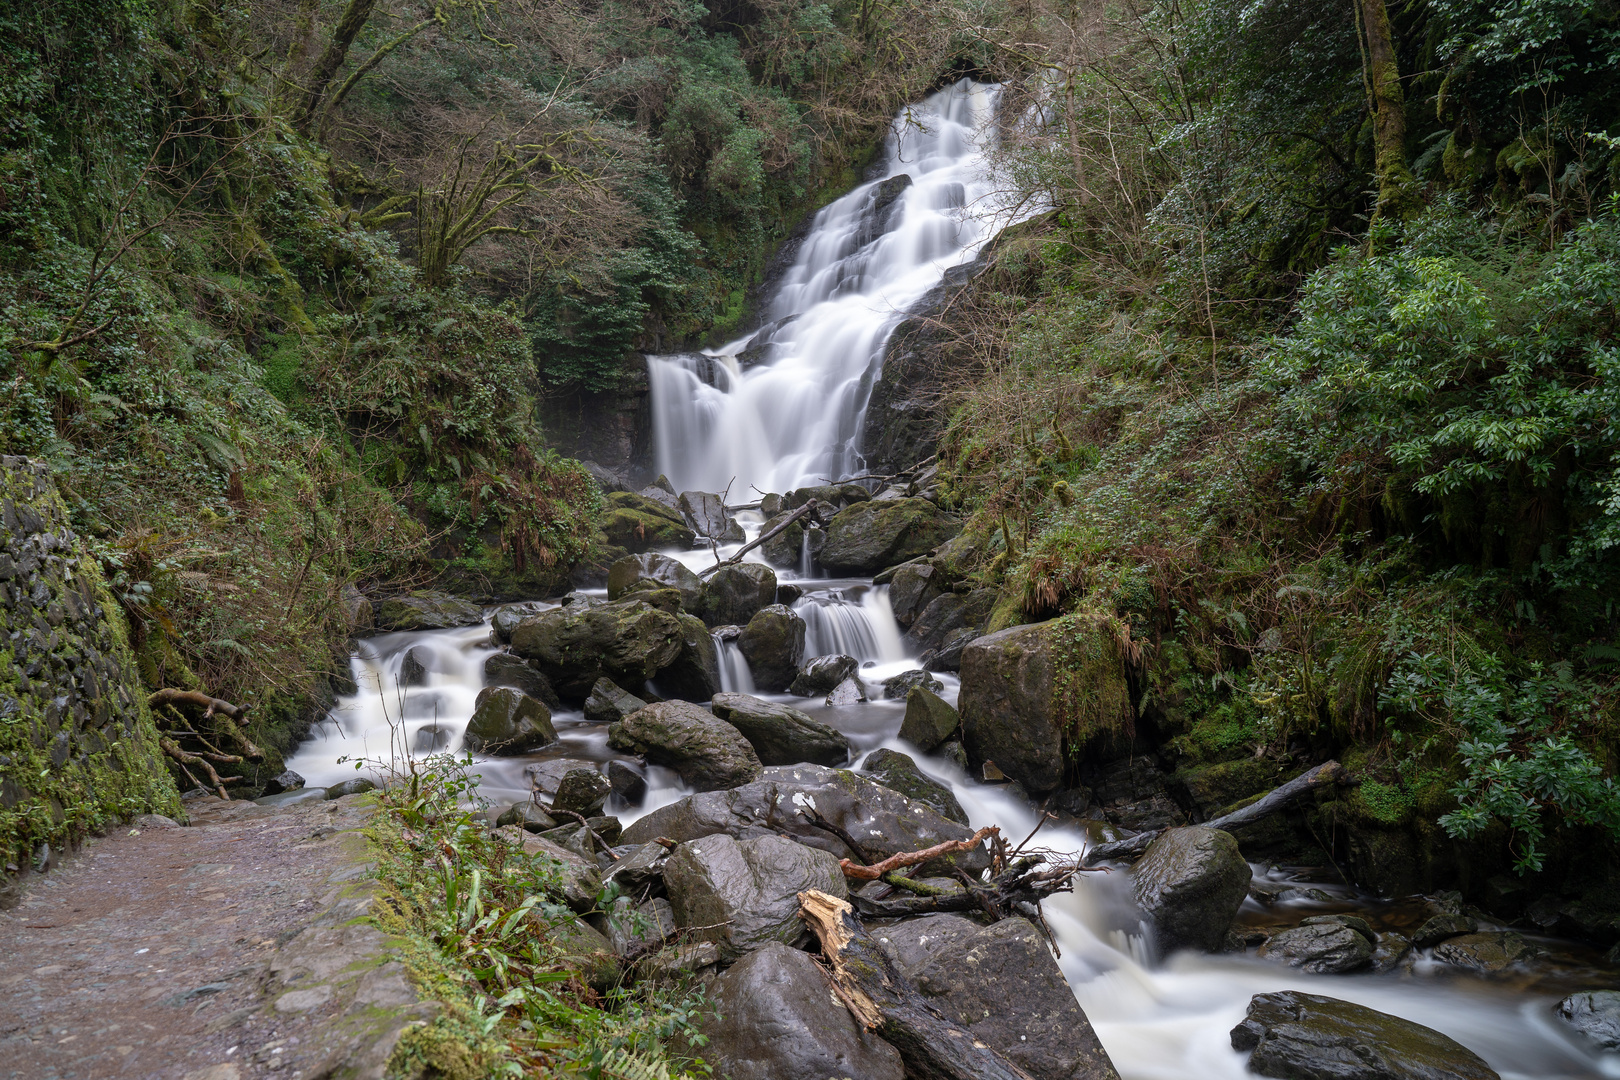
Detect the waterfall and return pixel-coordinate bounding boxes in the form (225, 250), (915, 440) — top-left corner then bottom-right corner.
(646, 79), (1011, 495)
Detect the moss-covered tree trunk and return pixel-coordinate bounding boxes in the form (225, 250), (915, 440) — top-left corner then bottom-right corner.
(292, 0), (378, 134)
(1360, 0), (1417, 223)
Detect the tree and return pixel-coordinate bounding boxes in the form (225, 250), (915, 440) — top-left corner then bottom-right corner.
(1358, 0), (1417, 224)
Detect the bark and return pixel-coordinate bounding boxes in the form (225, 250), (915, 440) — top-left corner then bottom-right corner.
(840, 827), (998, 880)
(698, 501), (819, 576)
(798, 890), (1038, 1080)
(1082, 760), (1349, 865)
(1360, 0), (1417, 222)
(292, 0), (380, 134)
(148, 689), (248, 723)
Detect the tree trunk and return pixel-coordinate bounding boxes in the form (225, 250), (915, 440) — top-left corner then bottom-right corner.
(293, 0), (379, 134)
(1360, 0), (1417, 223)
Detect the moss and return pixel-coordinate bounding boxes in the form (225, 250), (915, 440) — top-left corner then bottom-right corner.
(1049, 611), (1134, 746)
(1353, 780), (1416, 827)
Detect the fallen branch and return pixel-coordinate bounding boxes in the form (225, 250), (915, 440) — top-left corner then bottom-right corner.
(551, 808), (620, 860)
(700, 502), (818, 576)
(159, 736), (239, 800)
(841, 827), (998, 880)
(1082, 759), (1349, 865)
(797, 805), (876, 864)
(149, 689), (249, 724)
(798, 890), (1036, 1080)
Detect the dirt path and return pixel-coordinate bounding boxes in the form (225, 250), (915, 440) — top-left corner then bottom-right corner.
(0, 794), (431, 1080)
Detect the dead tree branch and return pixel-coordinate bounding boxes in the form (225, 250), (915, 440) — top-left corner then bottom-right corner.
(700, 502), (818, 576)
(841, 827), (998, 880)
(149, 688), (249, 723)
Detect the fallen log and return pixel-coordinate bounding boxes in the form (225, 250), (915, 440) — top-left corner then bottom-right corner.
(149, 688), (248, 723)
(700, 501), (818, 577)
(798, 890), (1037, 1080)
(841, 827), (998, 880)
(1082, 759), (1349, 865)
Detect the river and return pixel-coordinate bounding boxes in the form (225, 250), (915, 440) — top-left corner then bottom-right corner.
(288, 80), (1620, 1080)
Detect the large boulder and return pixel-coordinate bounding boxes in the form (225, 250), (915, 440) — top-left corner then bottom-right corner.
(759, 512), (807, 568)
(552, 768), (612, 817)
(788, 654), (858, 697)
(607, 700), (763, 791)
(887, 561), (943, 628)
(600, 490), (695, 552)
(710, 692), (852, 767)
(663, 833), (847, 959)
(501, 828), (601, 914)
(607, 552), (705, 613)
(372, 590), (483, 631)
(958, 618), (1131, 794)
(899, 686), (960, 751)
(483, 652), (562, 709)
(622, 763), (990, 875)
(582, 677), (647, 724)
(697, 943), (904, 1080)
(1231, 991), (1499, 1080)
(1558, 990), (1620, 1050)
(895, 916), (1121, 1080)
(678, 491), (739, 541)
(737, 604), (806, 692)
(1131, 826), (1250, 955)
(653, 612), (723, 702)
(701, 563), (777, 627)
(818, 497), (961, 574)
(462, 687), (558, 755)
(1256, 916), (1375, 974)
(510, 598), (684, 700)
(784, 483), (871, 511)
(862, 748), (966, 824)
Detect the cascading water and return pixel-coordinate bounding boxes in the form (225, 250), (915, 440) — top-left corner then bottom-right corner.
(646, 79), (1012, 495)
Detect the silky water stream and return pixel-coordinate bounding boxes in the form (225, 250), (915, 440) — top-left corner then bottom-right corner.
(288, 80), (1620, 1080)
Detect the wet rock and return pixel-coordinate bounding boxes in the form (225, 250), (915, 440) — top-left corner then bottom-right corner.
(491, 601), (552, 644)
(737, 603), (806, 692)
(938, 740), (969, 770)
(523, 757), (602, 796)
(1371, 932), (1412, 973)
(873, 913), (981, 972)
(553, 768), (612, 816)
(654, 612), (723, 702)
(1257, 920), (1374, 974)
(898, 686), (959, 751)
(607, 552), (706, 613)
(372, 590), (484, 631)
(539, 815), (624, 857)
(262, 769), (305, 796)
(255, 787), (328, 807)
(1231, 990), (1499, 1080)
(607, 700), (763, 791)
(340, 583), (373, 633)
(483, 652), (561, 708)
(600, 490), (695, 553)
(818, 497), (961, 574)
(1557, 990), (1620, 1050)
(1131, 826), (1251, 955)
(582, 678), (647, 725)
(636, 940), (722, 984)
(788, 654), (858, 696)
(905, 916), (1122, 1080)
(883, 668), (944, 699)
(710, 692), (852, 766)
(678, 491), (734, 540)
(621, 763), (990, 876)
(959, 619), (1131, 794)
(496, 801), (558, 832)
(698, 942), (905, 1080)
(1412, 912), (1477, 948)
(327, 777), (376, 799)
(701, 563), (777, 627)
(604, 896), (677, 956)
(663, 833), (846, 959)
(463, 686), (558, 755)
(398, 646), (430, 687)
(1432, 932), (1536, 973)
(783, 483), (871, 511)
(758, 512), (806, 568)
(825, 676), (867, 705)
(908, 589), (995, 661)
(601, 841), (669, 894)
(775, 582), (802, 605)
(549, 914), (621, 994)
(607, 760), (647, 804)
(861, 748), (966, 824)
(920, 627), (978, 672)
(887, 561), (941, 628)
(510, 597), (684, 700)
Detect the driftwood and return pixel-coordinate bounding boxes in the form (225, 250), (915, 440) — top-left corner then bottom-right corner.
(148, 688), (249, 722)
(159, 736), (241, 800)
(1082, 759), (1349, 865)
(699, 501), (819, 576)
(798, 890), (1036, 1080)
(840, 827), (998, 880)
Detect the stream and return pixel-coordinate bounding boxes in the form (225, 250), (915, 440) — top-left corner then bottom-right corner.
(287, 80), (1620, 1080)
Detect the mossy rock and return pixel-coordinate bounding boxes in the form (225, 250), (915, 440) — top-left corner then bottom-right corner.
(600, 491), (696, 553)
(373, 590), (484, 632)
(818, 498), (961, 574)
(509, 598), (685, 701)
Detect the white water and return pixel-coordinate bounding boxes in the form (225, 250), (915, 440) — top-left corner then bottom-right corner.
(647, 79), (1013, 495)
(284, 78), (1620, 1080)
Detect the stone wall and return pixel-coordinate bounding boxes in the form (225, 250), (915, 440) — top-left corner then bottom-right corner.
(0, 457), (181, 897)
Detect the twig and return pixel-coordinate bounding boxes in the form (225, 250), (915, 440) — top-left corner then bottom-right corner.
(550, 808), (620, 860)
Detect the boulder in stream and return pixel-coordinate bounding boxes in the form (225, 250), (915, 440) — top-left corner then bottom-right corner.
(509, 597), (684, 701)
(483, 652), (561, 708)
(462, 686), (558, 755)
(788, 653), (859, 696)
(898, 685), (959, 751)
(652, 612), (723, 702)
(861, 748), (967, 824)
(884, 667), (944, 699)
(1431, 931), (1537, 973)
(1131, 826), (1250, 955)
(552, 768), (612, 817)
(700, 563), (777, 627)
(607, 700), (763, 791)
(710, 692), (852, 766)
(372, 590), (484, 632)
(1557, 990), (1620, 1050)
(697, 942), (905, 1080)
(818, 497), (961, 574)
(736, 603), (806, 692)
(825, 676), (867, 705)
(1231, 990), (1499, 1080)
(491, 601), (552, 644)
(600, 490), (696, 553)
(1256, 916), (1375, 974)
(582, 677), (647, 724)
(759, 511), (806, 568)
(607, 552), (706, 613)
(664, 833), (846, 960)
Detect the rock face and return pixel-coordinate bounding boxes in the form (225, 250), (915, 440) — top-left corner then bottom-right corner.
(1257, 917), (1375, 974)
(862, 748), (967, 824)
(710, 692), (852, 766)
(622, 763), (990, 875)
(372, 590), (484, 631)
(698, 943), (905, 1080)
(899, 686), (960, 751)
(1231, 991), (1499, 1080)
(509, 597), (684, 700)
(1557, 990), (1620, 1050)
(701, 562), (777, 627)
(607, 700), (763, 791)
(818, 497), (961, 574)
(737, 603), (806, 692)
(895, 916), (1121, 1080)
(483, 652), (561, 708)
(789, 654), (858, 696)
(663, 833), (847, 959)
(1131, 827), (1251, 955)
(463, 687), (558, 755)
(582, 678), (647, 724)
(606, 552), (705, 613)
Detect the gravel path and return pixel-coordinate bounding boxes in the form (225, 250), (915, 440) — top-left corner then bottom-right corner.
(0, 794), (428, 1080)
